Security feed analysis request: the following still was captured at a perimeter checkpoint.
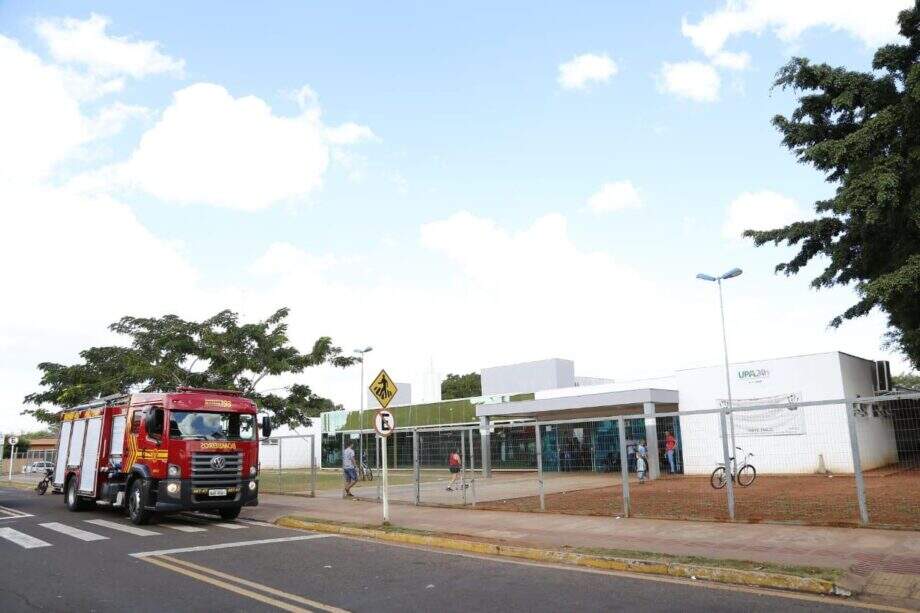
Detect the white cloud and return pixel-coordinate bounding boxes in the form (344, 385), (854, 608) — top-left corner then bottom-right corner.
(87, 102), (150, 139)
(249, 242), (336, 278)
(658, 61), (720, 102)
(682, 0), (912, 59)
(711, 50), (751, 70)
(36, 13), (184, 78)
(119, 83), (331, 210)
(0, 35), (89, 182)
(324, 122), (377, 145)
(722, 190), (805, 240)
(558, 53), (618, 90)
(290, 85), (319, 110)
(587, 181), (643, 213)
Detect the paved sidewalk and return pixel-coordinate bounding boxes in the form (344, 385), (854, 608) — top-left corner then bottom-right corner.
(248, 493), (920, 604)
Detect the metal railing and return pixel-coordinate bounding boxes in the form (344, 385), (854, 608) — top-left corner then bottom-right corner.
(333, 391), (920, 529)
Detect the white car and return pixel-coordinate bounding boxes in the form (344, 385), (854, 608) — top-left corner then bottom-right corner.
(22, 461), (54, 474)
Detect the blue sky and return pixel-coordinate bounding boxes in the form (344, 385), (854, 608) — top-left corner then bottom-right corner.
(1, 1), (914, 431)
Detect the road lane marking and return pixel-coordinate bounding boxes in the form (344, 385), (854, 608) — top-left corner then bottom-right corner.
(40, 522), (108, 541)
(131, 534), (333, 557)
(213, 522), (247, 529)
(85, 519), (160, 536)
(161, 555), (349, 613)
(0, 527), (52, 548)
(142, 555), (311, 612)
(0, 504), (33, 519)
(159, 522), (208, 533)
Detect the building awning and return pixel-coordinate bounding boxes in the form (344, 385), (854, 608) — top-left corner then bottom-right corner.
(476, 388), (679, 421)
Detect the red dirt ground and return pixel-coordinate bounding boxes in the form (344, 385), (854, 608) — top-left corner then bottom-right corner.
(475, 471), (920, 529)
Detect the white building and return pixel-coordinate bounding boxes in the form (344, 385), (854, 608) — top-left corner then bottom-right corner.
(319, 351), (903, 476)
(473, 352), (898, 475)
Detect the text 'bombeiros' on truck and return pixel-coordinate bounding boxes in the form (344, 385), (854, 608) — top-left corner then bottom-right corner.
(50, 387), (271, 524)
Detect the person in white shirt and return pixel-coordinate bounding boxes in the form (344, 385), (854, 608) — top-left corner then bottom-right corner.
(636, 440), (648, 484)
(342, 441), (358, 498)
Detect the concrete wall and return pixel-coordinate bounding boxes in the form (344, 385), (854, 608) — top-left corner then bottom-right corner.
(535, 375), (677, 400)
(481, 358), (575, 395)
(838, 352), (898, 470)
(676, 352), (860, 475)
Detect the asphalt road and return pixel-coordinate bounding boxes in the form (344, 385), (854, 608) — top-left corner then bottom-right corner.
(0, 486), (867, 612)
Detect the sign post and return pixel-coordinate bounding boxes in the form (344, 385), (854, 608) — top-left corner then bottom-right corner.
(370, 369), (398, 525)
(8, 437), (18, 481)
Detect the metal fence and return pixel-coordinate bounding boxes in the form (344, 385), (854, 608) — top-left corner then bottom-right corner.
(1, 450), (58, 482)
(253, 434), (318, 497)
(339, 392), (920, 529)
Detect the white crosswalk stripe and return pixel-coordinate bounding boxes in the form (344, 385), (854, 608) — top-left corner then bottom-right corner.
(236, 519), (273, 527)
(40, 522), (108, 541)
(159, 522), (207, 533)
(0, 527), (52, 549)
(84, 519), (160, 536)
(213, 522), (247, 530)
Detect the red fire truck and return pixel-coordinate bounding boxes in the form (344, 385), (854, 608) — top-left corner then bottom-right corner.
(51, 387), (270, 524)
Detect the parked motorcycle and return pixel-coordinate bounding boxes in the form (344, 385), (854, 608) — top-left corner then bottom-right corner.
(35, 467), (53, 495)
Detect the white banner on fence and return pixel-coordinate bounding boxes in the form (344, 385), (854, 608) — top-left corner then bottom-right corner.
(719, 393), (806, 436)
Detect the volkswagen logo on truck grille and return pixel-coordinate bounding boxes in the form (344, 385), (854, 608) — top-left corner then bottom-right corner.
(210, 456), (226, 470)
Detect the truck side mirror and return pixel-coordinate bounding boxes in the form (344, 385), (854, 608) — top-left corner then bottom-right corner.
(261, 416), (272, 438)
(145, 409), (160, 439)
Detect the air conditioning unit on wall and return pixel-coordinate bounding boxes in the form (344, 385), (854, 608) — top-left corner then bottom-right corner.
(873, 360), (892, 393)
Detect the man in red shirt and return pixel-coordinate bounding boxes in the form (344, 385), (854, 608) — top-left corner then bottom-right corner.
(665, 431), (678, 474)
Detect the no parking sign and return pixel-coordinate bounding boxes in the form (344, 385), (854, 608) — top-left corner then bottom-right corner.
(374, 410), (395, 437)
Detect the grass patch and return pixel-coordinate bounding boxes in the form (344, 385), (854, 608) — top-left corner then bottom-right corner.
(564, 545), (843, 582)
(258, 470), (417, 494)
(0, 479), (37, 491)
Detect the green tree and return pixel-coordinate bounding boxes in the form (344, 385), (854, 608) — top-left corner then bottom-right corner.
(893, 372), (920, 389)
(441, 372), (481, 399)
(23, 308), (355, 429)
(746, 3), (920, 368)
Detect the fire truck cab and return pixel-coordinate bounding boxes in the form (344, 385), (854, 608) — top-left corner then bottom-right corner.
(53, 387), (269, 525)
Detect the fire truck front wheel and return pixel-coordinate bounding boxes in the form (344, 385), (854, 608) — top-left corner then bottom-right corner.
(127, 480), (153, 525)
(65, 477), (89, 511)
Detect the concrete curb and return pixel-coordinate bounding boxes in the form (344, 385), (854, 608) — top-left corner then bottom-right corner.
(276, 517), (847, 597)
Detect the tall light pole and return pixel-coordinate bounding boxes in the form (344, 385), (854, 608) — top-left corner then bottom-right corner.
(696, 268), (743, 455)
(353, 347), (373, 465)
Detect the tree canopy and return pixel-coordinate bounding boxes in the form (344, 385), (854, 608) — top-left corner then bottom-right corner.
(746, 3), (920, 368)
(441, 372), (482, 400)
(893, 372), (920, 389)
(23, 308), (355, 429)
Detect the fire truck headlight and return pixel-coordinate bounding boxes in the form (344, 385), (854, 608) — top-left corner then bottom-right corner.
(167, 464), (181, 478)
(248, 480), (257, 491)
(166, 482), (180, 495)
(249, 466), (257, 477)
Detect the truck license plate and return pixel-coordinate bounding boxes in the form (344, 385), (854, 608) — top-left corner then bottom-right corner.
(208, 488), (227, 497)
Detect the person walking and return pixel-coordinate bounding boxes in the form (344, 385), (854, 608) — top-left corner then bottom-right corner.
(446, 448), (463, 491)
(665, 430), (678, 474)
(636, 439), (647, 484)
(342, 440), (358, 498)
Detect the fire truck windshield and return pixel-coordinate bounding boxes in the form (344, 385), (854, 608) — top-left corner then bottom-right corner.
(169, 411), (256, 441)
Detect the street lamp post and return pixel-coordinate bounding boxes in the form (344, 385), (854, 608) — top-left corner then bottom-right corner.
(696, 268), (743, 455)
(353, 347), (373, 467)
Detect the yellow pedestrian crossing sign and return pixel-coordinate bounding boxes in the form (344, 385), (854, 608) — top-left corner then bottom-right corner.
(369, 369), (398, 409)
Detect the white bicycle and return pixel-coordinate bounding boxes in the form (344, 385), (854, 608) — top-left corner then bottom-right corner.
(710, 447), (757, 489)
